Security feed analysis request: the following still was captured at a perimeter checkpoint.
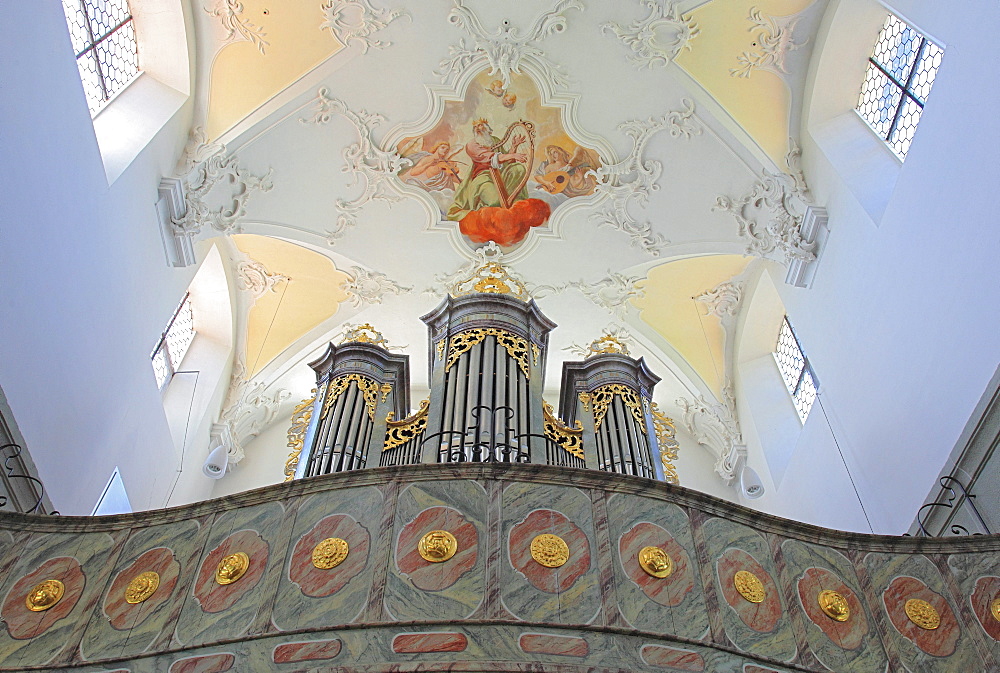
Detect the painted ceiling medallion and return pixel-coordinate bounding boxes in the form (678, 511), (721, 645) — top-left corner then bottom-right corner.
(311, 537), (350, 570)
(530, 533), (570, 568)
(817, 589), (850, 622)
(395, 69), (602, 251)
(124, 571), (160, 605)
(215, 552), (250, 585)
(418, 530), (458, 563)
(734, 570), (765, 603)
(638, 546), (673, 578)
(904, 598), (940, 630)
(991, 596), (1000, 623)
(25, 579), (64, 612)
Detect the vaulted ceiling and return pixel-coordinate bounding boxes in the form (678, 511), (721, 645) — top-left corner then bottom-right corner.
(178, 0), (829, 432)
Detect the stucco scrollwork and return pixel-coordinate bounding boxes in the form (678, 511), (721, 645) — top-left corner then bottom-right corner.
(677, 381), (744, 484)
(236, 257), (288, 301)
(566, 272), (645, 320)
(171, 131), (274, 238)
(218, 358), (292, 465)
(715, 142), (817, 266)
(205, 0), (269, 54)
(340, 266), (411, 308)
(435, 0), (583, 90)
(695, 281), (743, 319)
(320, 0), (409, 54)
(590, 116), (670, 256)
(302, 89), (410, 245)
(602, 0), (699, 68)
(730, 6), (807, 79)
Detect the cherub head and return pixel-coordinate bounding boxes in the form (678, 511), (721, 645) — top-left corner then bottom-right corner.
(502, 93), (517, 109)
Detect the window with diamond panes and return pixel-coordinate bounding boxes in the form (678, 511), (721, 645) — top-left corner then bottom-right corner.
(62, 0), (140, 115)
(773, 318), (817, 423)
(856, 14), (942, 159)
(151, 294), (195, 389)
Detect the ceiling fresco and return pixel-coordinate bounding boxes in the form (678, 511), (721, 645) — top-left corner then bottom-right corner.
(175, 0), (834, 477)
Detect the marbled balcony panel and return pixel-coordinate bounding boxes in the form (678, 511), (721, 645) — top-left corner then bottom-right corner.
(272, 487), (382, 631)
(173, 500), (290, 648)
(779, 540), (887, 673)
(80, 517), (210, 662)
(385, 479), (486, 621)
(500, 481), (601, 624)
(700, 517), (796, 663)
(863, 551), (980, 673)
(606, 492), (707, 640)
(947, 552), (1000, 663)
(0, 529), (122, 670)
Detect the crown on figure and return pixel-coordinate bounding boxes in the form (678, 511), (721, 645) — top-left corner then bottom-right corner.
(472, 117), (489, 127)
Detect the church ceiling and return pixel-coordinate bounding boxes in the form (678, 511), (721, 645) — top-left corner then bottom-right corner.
(181, 0), (830, 420)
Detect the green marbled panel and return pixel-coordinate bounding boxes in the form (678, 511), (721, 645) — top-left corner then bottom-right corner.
(79, 517), (209, 662)
(700, 517), (796, 663)
(499, 481), (602, 624)
(0, 529), (123, 670)
(384, 479), (486, 621)
(779, 540), (887, 673)
(173, 500), (290, 648)
(606, 492), (708, 640)
(0, 530), (23, 593)
(947, 552), (1000, 660)
(863, 551), (984, 673)
(271, 487), (383, 630)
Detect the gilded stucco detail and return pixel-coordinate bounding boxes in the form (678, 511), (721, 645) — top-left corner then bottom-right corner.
(384, 399), (430, 451)
(590, 384), (646, 433)
(322, 374), (381, 421)
(446, 328), (530, 378)
(543, 402), (584, 459)
(651, 402), (680, 485)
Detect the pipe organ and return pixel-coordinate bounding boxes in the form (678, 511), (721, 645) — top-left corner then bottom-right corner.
(290, 265), (680, 484)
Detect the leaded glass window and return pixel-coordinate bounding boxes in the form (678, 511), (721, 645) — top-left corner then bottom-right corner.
(773, 318), (817, 423)
(61, 0), (140, 115)
(151, 294), (195, 389)
(857, 14), (943, 158)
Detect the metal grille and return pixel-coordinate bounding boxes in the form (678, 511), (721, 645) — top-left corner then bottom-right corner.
(151, 294), (195, 389)
(774, 318), (817, 423)
(61, 0), (140, 115)
(857, 14), (942, 158)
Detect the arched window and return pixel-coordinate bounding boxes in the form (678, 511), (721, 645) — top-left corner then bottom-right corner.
(61, 0), (141, 115)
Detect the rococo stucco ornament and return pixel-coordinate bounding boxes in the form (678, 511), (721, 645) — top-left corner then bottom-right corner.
(320, 0), (409, 54)
(236, 256), (289, 301)
(171, 131), (274, 238)
(435, 0), (583, 90)
(602, 0), (699, 68)
(205, 0), (268, 54)
(340, 266), (412, 308)
(566, 272), (646, 320)
(677, 381), (744, 484)
(302, 89), (410, 245)
(218, 358), (292, 466)
(589, 102), (702, 256)
(694, 281), (743, 319)
(731, 6), (807, 79)
(715, 142), (817, 267)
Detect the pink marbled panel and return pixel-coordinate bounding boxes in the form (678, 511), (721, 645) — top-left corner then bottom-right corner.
(192, 530), (268, 614)
(168, 652), (235, 673)
(1, 556), (85, 640)
(391, 632), (469, 653)
(639, 644), (706, 671)
(289, 514), (369, 598)
(509, 509), (590, 594)
(103, 547), (179, 631)
(619, 521), (694, 608)
(272, 638), (342, 663)
(396, 506), (478, 592)
(883, 576), (959, 657)
(970, 576), (1000, 641)
(716, 548), (781, 634)
(518, 633), (589, 657)
(796, 566), (868, 650)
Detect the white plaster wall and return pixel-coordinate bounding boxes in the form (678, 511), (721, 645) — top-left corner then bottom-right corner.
(777, 0), (1000, 532)
(0, 3), (196, 514)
